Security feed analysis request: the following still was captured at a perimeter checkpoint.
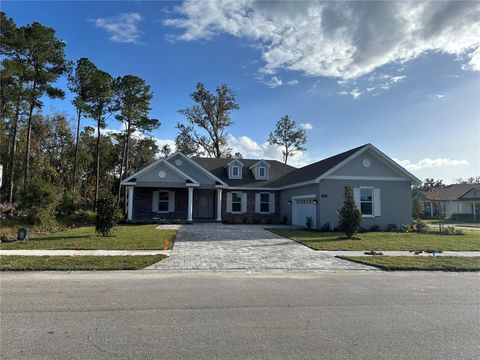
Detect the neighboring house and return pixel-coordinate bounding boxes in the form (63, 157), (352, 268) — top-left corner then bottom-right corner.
(121, 143), (420, 229)
(418, 184), (480, 221)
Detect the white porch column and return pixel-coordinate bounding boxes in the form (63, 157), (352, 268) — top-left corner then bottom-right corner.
(187, 186), (194, 222)
(216, 188), (223, 222)
(127, 186), (134, 221)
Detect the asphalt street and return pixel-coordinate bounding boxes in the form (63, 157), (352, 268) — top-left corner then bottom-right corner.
(1, 271), (479, 360)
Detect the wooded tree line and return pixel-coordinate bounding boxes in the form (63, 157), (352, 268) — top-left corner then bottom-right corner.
(0, 12), (309, 217)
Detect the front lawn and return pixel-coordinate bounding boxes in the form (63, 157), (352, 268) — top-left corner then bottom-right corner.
(339, 256), (480, 271)
(0, 225), (175, 250)
(423, 220), (480, 228)
(0, 255), (165, 271)
(268, 228), (480, 251)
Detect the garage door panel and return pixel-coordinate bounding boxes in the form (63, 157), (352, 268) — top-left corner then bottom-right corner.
(292, 198), (316, 227)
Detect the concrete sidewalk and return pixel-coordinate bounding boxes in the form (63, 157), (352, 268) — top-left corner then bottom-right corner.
(321, 251), (480, 257)
(0, 250), (171, 256)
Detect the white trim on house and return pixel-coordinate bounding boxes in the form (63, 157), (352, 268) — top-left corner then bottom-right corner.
(324, 175), (406, 181)
(167, 152), (229, 187)
(121, 158), (200, 186)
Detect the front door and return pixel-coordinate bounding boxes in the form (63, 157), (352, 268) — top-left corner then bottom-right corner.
(194, 190), (214, 220)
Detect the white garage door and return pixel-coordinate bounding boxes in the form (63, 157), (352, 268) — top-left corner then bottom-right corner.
(292, 197), (316, 227)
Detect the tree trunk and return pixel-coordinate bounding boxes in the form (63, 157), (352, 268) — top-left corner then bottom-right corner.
(72, 108), (81, 206)
(116, 138), (126, 207)
(8, 96), (20, 203)
(24, 81), (37, 187)
(123, 122), (131, 214)
(284, 145), (289, 164)
(94, 120), (101, 211)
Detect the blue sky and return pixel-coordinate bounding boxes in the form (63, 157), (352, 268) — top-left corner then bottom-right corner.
(4, 1), (480, 183)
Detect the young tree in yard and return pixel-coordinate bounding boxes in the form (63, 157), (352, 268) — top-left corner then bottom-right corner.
(268, 115), (307, 164)
(176, 82), (239, 158)
(338, 186), (362, 239)
(95, 191), (118, 237)
(113, 75), (159, 207)
(83, 69), (114, 209)
(68, 58), (97, 204)
(20, 21), (70, 186)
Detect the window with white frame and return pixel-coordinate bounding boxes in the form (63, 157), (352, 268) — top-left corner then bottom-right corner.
(360, 188), (373, 216)
(232, 192), (242, 212)
(159, 191), (169, 212)
(231, 165), (240, 178)
(258, 166), (266, 178)
(260, 193), (270, 212)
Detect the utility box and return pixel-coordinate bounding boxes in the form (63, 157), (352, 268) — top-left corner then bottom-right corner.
(17, 228), (28, 241)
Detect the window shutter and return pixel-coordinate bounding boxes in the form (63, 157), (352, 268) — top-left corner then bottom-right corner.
(227, 192), (232, 213)
(269, 193), (275, 213)
(152, 190), (159, 212)
(353, 188), (360, 209)
(373, 188), (381, 216)
(255, 193), (260, 213)
(168, 191), (175, 212)
(241, 192), (247, 213)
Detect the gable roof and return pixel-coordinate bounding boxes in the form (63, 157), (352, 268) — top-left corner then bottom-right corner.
(121, 158), (199, 185)
(268, 144), (368, 188)
(424, 184), (480, 201)
(191, 157), (296, 188)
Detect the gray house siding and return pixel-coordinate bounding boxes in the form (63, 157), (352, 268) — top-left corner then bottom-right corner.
(331, 150), (403, 178)
(280, 184), (320, 226)
(318, 179), (413, 229)
(167, 154), (217, 188)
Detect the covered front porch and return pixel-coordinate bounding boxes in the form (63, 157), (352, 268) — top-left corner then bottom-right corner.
(126, 185), (225, 223)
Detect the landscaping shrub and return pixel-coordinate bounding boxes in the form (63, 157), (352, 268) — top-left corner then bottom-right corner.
(338, 186), (362, 239)
(442, 226), (464, 235)
(385, 224), (397, 232)
(282, 215), (289, 225)
(57, 191), (75, 217)
(368, 224), (381, 232)
(414, 219), (428, 233)
(402, 223), (415, 233)
(319, 222), (331, 232)
(233, 218), (242, 224)
(20, 179), (59, 232)
(95, 192), (118, 236)
(0, 202), (18, 220)
(305, 216), (314, 230)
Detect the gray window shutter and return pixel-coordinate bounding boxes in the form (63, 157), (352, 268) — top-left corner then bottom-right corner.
(168, 191), (175, 212)
(152, 190), (159, 212)
(269, 193), (275, 213)
(241, 192), (247, 213)
(227, 192), (232, 213)
(373, 188), (381, 216)
(353, 188), (360, 209)
(255, 193), (260, 213)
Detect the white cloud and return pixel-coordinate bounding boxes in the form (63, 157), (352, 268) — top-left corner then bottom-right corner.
(350, 88), (362, 99)
(165, 1), (480, 79)
(92, 13), (143, 43)
(262, 76), (283, 88)
(287, 79), (299, 86)
(227, 134), (315, 167)
(300, 123), (313, 130)
(394, 158), (469, 172)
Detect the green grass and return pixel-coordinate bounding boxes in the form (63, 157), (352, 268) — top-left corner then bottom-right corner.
(339, 256), (480, 271)
(0, 225), (175, 250)
(268, 228), (480, 251)
(0, 255), (166, 271)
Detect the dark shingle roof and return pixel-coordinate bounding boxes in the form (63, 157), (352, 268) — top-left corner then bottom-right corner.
(268, 144), (368, 187)
(191, 158), (296, 187)
(424, 184), (480, 201)
(191, 144), (368, 188)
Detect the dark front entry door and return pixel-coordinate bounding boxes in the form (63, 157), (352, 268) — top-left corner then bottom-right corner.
(194, 190), (214, 219)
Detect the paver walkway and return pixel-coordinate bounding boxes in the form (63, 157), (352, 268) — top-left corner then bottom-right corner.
(147, 224), (373, 270)
(0, 250), (171, 256)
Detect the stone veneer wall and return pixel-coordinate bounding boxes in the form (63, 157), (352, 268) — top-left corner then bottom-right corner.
(133, 187), (188, 222)
(221, 190), (281, 223)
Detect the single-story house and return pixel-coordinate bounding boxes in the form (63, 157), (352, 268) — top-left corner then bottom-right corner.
(418, 184), (480, 221)
(121, 143), (421, 229)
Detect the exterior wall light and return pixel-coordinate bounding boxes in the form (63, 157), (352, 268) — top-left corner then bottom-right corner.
(288, 200), (292, 205)
(313, 199), (318, 205)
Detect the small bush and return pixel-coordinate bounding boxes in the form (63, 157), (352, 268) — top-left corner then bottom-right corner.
(0, 202), (18, 220)
(358, 226), (368, 233)
(441, 226), (464, 235)
(305, 216), (314, 230)
(282, 215), (289, 225)
(402, 223), (415, 233)
(95, 192), (118, 236)
(319, 222), (331, 232)
(338, 186), (362, 239)
(233, 218), (242, 224)
(57, 191), (75, 217)
(368, 224), (381, 232)
(385, 224), (397, 232)
(414, 219), (428, 233)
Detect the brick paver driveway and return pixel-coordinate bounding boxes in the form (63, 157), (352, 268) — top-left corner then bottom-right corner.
(147, 224), (373, 270)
